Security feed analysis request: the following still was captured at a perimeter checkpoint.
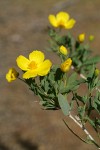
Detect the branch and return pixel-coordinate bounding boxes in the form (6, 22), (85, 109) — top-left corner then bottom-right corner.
(65, 113), (100, 149)
(69, 113), (94, 141)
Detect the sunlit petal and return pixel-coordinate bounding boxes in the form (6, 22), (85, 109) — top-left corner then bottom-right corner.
(56, 12), (69, 22)
(23, 70), (37, 79)
(37, 60), (52, 76)
(48, 15), (58, 27)
(16, 55), (30, 71)
(65, 19), (76, 29)
(29, 50), (44, 63)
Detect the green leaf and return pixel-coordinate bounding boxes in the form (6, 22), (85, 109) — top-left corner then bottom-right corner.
(83, 56), (100, 65)
(56, 35), (67, 45)
(59, 81), (65, 92)
(93, 77), (99, 88)
(48, 28), (56, 37)
(87, 65), (95, 78)
(75, 93), (87, 104)
(67, 72), (77, 86)
(86, 116), (96, 129)
(78, 106), (85, 120)
(93, 92), (100, 114)
(96, 80), (100, 87)
(60, 78), (85, 94)
(58, 93), (70, 115)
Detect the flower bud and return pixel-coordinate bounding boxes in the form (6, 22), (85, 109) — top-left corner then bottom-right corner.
(78, 33), (85, 43)
(94, 69), (99, 77)
(6, 68), (19, 82)
(59, 45), (68, 55)
(89, 35), (94, 42)
(60, 58), (72, 72)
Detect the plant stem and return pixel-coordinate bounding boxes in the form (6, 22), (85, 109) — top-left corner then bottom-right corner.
(68, 113), (100, 149)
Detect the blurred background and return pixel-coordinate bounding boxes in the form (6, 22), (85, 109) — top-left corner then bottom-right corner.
(0, 0), (100, 149)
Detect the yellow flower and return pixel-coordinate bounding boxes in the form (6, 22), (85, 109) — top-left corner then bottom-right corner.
(59, 45), (68, 55)
(48, 11), (76, 29)
(6, 68), (19, 82)
(60, 58), (72, 72)
(16, 50), (52, 79)
(78, 33), (85, 42)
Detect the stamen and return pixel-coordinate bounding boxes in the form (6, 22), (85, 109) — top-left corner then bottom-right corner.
(28, 61), (37, 70)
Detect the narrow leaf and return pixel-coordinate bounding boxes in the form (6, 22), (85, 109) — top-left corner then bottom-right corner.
(67, 72), (77, 86)
(84, 56), (100, 65)
(58, 93), (70, 115)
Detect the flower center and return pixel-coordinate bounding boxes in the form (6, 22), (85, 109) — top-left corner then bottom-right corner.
(58, 20), (65, 28)
(28, 61), (37, 70)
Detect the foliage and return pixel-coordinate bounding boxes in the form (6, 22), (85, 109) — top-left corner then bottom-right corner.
(6, 11), (100, 149)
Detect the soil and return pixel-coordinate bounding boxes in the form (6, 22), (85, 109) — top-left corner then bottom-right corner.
(0, 0), (100, 150)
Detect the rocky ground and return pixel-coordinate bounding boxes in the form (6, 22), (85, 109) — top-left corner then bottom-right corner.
(0, 0), (100, 150)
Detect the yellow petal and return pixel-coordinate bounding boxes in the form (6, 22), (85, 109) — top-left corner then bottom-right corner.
(29, 50), (44, 64)
(65, 19), (76, 29)
(6, 73), (12, 82)
(16, 55), (30, 71)
(23, 70), (37, 79)
(48, 15), (57, 27)
(37, 60), (52, 76)
(56, 12), (69, 22)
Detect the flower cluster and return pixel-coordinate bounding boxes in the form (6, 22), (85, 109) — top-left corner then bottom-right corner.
(6, 11), (100, 149)
(6, 50), (72, 82)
